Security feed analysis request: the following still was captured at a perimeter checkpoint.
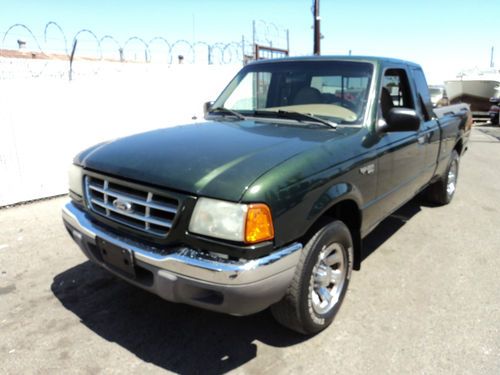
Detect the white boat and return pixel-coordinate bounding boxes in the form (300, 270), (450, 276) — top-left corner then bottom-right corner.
(445, 69), (500, 112)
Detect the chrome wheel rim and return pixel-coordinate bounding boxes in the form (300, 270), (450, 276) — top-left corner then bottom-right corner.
(310, 243), (346, 315)
(447, 159), (458, 197)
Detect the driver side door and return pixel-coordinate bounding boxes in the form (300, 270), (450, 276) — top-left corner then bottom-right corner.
(375, 67), (426, 217)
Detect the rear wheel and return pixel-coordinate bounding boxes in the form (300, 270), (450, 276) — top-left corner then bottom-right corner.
(426, 150), (460, 205)
(271, 220), (353, 335)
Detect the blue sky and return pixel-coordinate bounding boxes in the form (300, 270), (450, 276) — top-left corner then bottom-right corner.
(0, 0), (497, 83)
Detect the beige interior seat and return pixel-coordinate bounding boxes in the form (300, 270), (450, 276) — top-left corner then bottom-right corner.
(293, 87), (322, 105)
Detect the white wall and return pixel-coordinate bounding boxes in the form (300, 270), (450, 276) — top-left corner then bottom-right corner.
(0, 58), (241, 206)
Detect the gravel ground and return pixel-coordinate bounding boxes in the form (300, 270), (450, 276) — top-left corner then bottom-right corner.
(0, 127), (499, 375)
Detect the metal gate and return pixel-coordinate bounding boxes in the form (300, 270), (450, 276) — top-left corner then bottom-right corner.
(254, 44), (289, 60)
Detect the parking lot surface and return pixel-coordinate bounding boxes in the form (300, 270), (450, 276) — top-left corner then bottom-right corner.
(1, 127), (499, 374)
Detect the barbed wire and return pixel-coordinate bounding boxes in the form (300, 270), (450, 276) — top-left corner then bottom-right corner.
(44, 21), (68, 55)
(1, 21), (287, 63)
(253, 20), (289, 51)
(0, 21), (288, 80)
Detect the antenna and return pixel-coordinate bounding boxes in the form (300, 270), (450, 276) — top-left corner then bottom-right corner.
(491, 46), (495, 68)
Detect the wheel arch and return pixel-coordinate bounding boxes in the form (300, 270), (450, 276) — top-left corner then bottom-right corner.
(454, 137), (464, 156)
(300, 184), (363, 270)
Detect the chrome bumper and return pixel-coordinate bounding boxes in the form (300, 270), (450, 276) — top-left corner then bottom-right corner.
(62, 201), (302, 286)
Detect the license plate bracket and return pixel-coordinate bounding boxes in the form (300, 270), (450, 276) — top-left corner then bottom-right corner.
(97, 238), (136, 278)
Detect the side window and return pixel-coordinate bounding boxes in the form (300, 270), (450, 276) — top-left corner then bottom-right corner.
(382, 69), (414, 109)
(379, 68), (415, 124)
(412, 68), (434, 121)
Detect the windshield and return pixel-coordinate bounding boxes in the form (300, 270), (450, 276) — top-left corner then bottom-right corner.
(212, 60), (374, 125)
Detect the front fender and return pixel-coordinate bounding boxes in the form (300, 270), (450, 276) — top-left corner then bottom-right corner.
(307, 182), (363, 222)
(305, 181), (363, 270)
(254, 173), (365, 249)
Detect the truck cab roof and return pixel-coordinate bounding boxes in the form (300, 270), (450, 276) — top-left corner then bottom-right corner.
(247, 55), (422, 69)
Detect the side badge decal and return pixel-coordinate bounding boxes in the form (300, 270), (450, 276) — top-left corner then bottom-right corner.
(359, 164), (375, 175)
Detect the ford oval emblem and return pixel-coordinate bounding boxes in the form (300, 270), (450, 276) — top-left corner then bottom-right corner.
(113, 198), (133, 212)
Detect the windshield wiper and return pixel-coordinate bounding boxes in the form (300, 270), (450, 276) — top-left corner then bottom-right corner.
(253, 110), (337, 129)
(209, 107), (246, 120)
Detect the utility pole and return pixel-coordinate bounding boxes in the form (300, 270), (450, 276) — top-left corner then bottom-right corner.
(313, 0), (320, 55)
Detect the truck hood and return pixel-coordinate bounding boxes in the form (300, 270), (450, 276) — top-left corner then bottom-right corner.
(76, 120), (348, 201)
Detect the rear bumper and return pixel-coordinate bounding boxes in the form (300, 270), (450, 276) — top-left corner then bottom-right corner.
(62, 201), (302, 315)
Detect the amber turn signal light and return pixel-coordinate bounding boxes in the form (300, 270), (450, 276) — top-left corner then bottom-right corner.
(245, 204), (274, 244)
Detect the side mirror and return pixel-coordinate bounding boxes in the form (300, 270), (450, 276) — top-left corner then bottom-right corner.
(203, 101), (214, 117)
(379, 108), (420, 132)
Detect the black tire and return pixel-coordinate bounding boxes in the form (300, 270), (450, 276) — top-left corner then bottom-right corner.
(426, 149), (460, 205)
(271, 220), (353, 335)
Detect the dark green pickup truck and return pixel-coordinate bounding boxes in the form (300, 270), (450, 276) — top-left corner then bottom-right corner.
(62, 56), (471, 334)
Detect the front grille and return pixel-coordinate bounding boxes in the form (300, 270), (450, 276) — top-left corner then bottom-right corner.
(84, 175), (178, 237)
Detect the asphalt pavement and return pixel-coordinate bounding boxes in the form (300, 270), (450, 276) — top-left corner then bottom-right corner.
(0, 127), (499, 374)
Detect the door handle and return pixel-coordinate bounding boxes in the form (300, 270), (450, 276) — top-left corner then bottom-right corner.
(418, 132), (432, 145)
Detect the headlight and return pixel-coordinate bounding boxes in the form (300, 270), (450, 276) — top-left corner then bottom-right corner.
(68, 164), (84, 197)
(189, 197), (274, 244)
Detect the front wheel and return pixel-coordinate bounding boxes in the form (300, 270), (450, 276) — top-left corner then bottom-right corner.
(271, 220), (353, 335)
